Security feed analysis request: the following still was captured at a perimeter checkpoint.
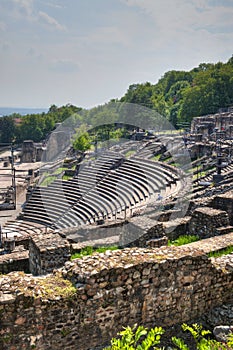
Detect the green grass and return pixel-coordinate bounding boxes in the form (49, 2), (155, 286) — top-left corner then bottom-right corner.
(40, 175), (55, 187)
(125, 150), (136, 158)
(208, 245), (233, 258)
(53, 167), (66, 175)
(193, 171), (206, 180)
(163, 156), (172, 162)
(152, 154), (161, 161)
(62, 174), (73, 180)
(71, 245), (119, 259)
(168, 235), (199, 246)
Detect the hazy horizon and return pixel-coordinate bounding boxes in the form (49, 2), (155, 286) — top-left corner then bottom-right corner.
(0, 106), (49, 117)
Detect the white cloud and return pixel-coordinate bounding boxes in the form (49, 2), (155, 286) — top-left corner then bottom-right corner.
(121, 0), (233, 33)
(38, 11), (66, 31)
(12, 0), (33, 16)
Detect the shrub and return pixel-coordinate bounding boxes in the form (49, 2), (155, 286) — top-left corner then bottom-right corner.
(104, 323), (233, 350)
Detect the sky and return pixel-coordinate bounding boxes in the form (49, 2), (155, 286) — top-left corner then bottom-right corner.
(0, 0), (233, 109)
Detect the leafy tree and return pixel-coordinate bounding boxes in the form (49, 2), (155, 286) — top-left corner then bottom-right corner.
(72, 124), (91, 152)
(0, 116), (16, 143)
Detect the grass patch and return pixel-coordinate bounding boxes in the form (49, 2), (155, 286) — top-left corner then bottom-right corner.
(193, 171), (206, 180)
(53, 167), (66, 175)
(40, 175), (55, 187)
(168, 235), (199, 246)
(152, 154), (161, 161)
(163, 156), (172, 162)
(71, 245), (119, 259)
(125, 150), (136, 158)
(62, 174), (73, 180)
(208, 245), (233, 258)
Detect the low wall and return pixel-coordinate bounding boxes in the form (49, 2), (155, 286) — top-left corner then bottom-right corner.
(0, 246), (233, 350)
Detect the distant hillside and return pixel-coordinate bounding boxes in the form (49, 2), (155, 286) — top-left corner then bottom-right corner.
(120, 56), (233, 127)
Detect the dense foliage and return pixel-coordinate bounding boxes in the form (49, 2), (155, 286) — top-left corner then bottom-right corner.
(0, 104), (83, 144)
(1, 56), (233, 144)
(120, 56), (233, 127)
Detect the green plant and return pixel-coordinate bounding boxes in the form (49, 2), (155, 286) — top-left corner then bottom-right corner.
(172, 323), (233, 350)
(168, 235), (199, 246)
(208, 245), (233, 258)
(62, 174), (73, 180)
(71, 245), (118, 259)
(104, 324), (165, 350)
(105, 323), (233, 350)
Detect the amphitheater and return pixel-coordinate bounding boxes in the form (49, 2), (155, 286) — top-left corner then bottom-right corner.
(1, 126), (233, 349)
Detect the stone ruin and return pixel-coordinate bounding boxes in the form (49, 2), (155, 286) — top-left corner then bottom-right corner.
(1, 129), (233, 348)
(191, 108), (233, 136)
(21, 140), (43, 163)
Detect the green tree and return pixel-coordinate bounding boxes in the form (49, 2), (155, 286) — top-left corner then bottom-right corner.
(72, 124), (91, 152)
(0, 116), (16, 143)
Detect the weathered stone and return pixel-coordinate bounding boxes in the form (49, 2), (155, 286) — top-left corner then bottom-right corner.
(29, 233), (71, 276)
(213, 325), (233, 343)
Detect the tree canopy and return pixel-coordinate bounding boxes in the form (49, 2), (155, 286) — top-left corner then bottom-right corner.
(120, 56), (233, 127)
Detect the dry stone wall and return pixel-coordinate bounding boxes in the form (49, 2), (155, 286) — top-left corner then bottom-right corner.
(1, 246), (233, 350)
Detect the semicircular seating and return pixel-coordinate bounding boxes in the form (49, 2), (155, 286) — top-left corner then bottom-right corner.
(2, 148), (183, 236)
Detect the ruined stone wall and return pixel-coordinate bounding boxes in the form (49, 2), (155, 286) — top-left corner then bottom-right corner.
(0, 249), (29, 274)
(119, 217), (165, 247)
(1, 246), (233, 350)
(21, 140), (36, 163)
(29, 233), (71, 276)
(212, 193), (233, 225)
(191, 112), (233, 133)
(188, 207), (230, 238)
